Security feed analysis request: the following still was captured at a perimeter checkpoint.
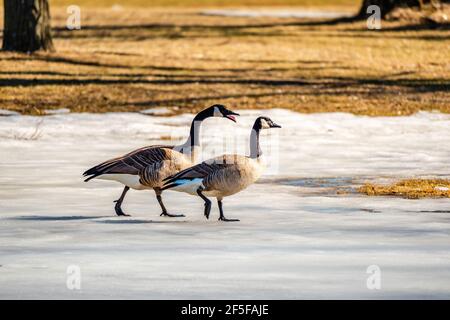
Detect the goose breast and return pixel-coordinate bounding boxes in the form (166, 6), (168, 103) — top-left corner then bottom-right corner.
(203, 155), (264, 198)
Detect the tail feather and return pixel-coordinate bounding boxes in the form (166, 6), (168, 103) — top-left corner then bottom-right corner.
(83, 145), (173, 182)
(161, 183), (180, 191)
(83, 159), (118, 176)
(83, 174), (98, 182)
(82, 160), (119, 182)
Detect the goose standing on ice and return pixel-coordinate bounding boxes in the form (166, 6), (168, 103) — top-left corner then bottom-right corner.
(83, 104), (239, 217)
(162, 116), (281, 222)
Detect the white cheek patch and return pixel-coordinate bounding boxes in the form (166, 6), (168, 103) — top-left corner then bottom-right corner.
(213, 106), (222, 117)
(260, 119), (270, 129)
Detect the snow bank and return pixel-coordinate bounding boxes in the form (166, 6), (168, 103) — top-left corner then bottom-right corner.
(201, 9), (350, 19)
(0, 109), (20, 116)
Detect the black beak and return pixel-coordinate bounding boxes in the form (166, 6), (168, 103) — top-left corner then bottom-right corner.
(225, 111), (240, 122)
(271, 123), (282, 128)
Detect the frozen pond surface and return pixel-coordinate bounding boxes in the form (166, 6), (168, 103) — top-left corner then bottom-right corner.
(0, 109), (449, 299)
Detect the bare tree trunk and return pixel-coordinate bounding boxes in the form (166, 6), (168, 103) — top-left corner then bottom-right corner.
(357, 0), (400, 19)
(2, 0), (54, 52)
(356, 0), (423, 19)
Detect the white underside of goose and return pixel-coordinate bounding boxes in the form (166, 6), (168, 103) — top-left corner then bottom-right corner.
(167, 179), (245, 198)
(94, 174), (150, 190)
(169, 178), (205, 196)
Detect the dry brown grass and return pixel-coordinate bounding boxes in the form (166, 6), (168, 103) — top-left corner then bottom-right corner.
(359, 179), (450, 199)
(5, 0), (356, 8)
(0, 5), (449, 116)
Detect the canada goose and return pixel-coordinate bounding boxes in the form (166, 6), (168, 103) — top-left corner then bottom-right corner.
(162, 116), (281, 222)
(83, 104), (239, 217)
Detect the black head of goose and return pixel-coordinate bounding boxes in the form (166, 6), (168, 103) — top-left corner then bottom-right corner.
(250, 116), (282, 159)
(82, 104), (239, 217)
(175, 104), (239, 158)
(162, 116), (281, 222)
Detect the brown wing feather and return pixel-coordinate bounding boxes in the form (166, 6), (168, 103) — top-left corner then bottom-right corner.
(162, 155), (243, 189)
(83, 145), (174, 182)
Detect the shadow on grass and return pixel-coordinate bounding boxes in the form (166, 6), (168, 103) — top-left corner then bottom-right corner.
(50, 15), (363, 41)
(50, 16), (450, 41)
(324, 28), (450, 41)
(0, 59), (355, 73)
(52, 16), (357, 33)
(3, 55), (311, 71)
(0, 74), (447, 95)
(53, 24), (291, 41)
(379, 22), (450, 32)
(0, 77), (315, 87)
(1, 55), (130, 69)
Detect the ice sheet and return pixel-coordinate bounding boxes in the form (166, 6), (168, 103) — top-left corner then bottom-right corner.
(0, 109), (449, 299)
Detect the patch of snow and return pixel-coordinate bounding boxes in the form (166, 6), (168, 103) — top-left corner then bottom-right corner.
(139, 107), (178, 116)
(0, 109), (20, 116)
(43, 108), (71, 115)
(201, 9), (350, 19)
(0, 109), (449, 299)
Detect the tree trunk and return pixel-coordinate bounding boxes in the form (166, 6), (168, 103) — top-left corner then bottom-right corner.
(357, 0), (399, 19)
(2, 0), (54, 52)
(356, 0), (422, 19)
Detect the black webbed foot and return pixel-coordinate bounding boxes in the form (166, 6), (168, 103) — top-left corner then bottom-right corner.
(113, 186), (131, 216)
(160, 212), (185, 218)
(114, 200), (131, 217)
(217, 200), (239, 222)
(218, 216), (240, 222)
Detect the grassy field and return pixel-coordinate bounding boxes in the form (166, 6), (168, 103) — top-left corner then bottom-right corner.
(0, 2), (449, 116)
(17, 0), (357, 8)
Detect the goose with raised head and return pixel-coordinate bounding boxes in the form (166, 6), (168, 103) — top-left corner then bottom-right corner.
(83, 104), (239, 217)
(162, 116), (281, 222)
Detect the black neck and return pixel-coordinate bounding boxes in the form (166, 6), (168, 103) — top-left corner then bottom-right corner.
(249, 123), (262, 159)
(185, 109), (211, 148)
